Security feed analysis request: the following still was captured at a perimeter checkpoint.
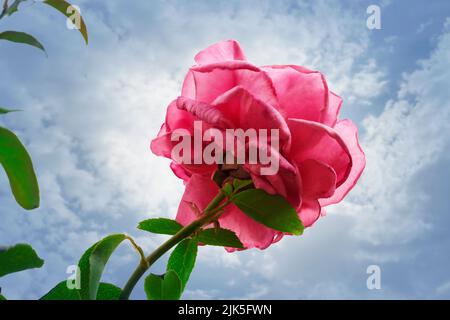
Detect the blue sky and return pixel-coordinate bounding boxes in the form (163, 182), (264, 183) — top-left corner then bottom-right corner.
(1, 0), (450, 299)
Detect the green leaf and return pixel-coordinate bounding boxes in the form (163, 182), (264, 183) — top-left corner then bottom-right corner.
(0, 294), (6, 300)
(0, 107), (19, 115)
(95, 282), (122, 300)
(43, 0), (88, 44)
(144, 274), (163, 300)
(0, 31), (46, 54)
(138, 218), (183, 236)
(160, 271), (182, 300)
(167, 238), (198, 290)
(77, 243), (95, 299)
(40, 281), (80, 300)
(0, 127), (40, 210)
(231, 189), (304, 235)
(40, 281), (121, 300)
(78, 234), (127, 300)
(197, 228), (244, 249)
(144, 270), (182, 300)
(0, 243), (44, 277)
(6, 0), (27, 16)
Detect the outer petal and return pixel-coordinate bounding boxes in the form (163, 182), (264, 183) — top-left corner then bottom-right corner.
(150, 100), (196, 159)
(262, 65), (328, 122)
(182, 61), (278, 108)
(165, 100), (197, 132)
(321, 91), (343, 127)
(150, 100), (217, 176)
(298, 199), (321, 228)
(250, 173), (277, 195)
(170, 162), (191, 182)
(150, 123), (172, 158)
(218, 204), (280, 250)
(288, 118), (352, 187)
(176, 174), (219, 226)
(298, 159), (336, 199)
(320, 120), (366, 206)
(194, 40), (246, 65)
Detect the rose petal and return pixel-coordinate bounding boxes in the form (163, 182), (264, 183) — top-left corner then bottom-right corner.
(176, 96), (234, 129)
(150, 100), (217, 176)
(170, 162), (191, 182)
(212, 86), (291, 152)
(244, 143), (301, 208)
(176, 174), (220, 226)
(250, 173), (277, 195)
(164, 100), (197, 133)
(150, 99), (196, 159)
(219, 204), (280, 250)
(288, 118), (352, 187)
(182, 61), (278, 108)
(321, 91), (343, 127)
(320, 120), (366, 206)
(150, 123), (171, 157)
(298, 159), (337, 199)
(298, 198), (321, 228)
(194, 40), (247, 65)
(262, 65), (329, 122)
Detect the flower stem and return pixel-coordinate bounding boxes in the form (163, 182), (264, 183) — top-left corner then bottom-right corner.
(119, 189), (228, 300)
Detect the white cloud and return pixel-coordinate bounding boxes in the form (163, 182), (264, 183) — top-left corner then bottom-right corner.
(417, 19), (433, 34)
(337, 20), (450, 247)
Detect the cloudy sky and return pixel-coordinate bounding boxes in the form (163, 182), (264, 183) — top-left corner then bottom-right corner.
(1, 0), (450, 300)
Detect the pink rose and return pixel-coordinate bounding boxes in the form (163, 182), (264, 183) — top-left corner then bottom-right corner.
(151, 40), (365, 250)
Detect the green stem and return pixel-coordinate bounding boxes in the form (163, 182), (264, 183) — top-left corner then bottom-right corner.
(119, 189), (228, 300)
